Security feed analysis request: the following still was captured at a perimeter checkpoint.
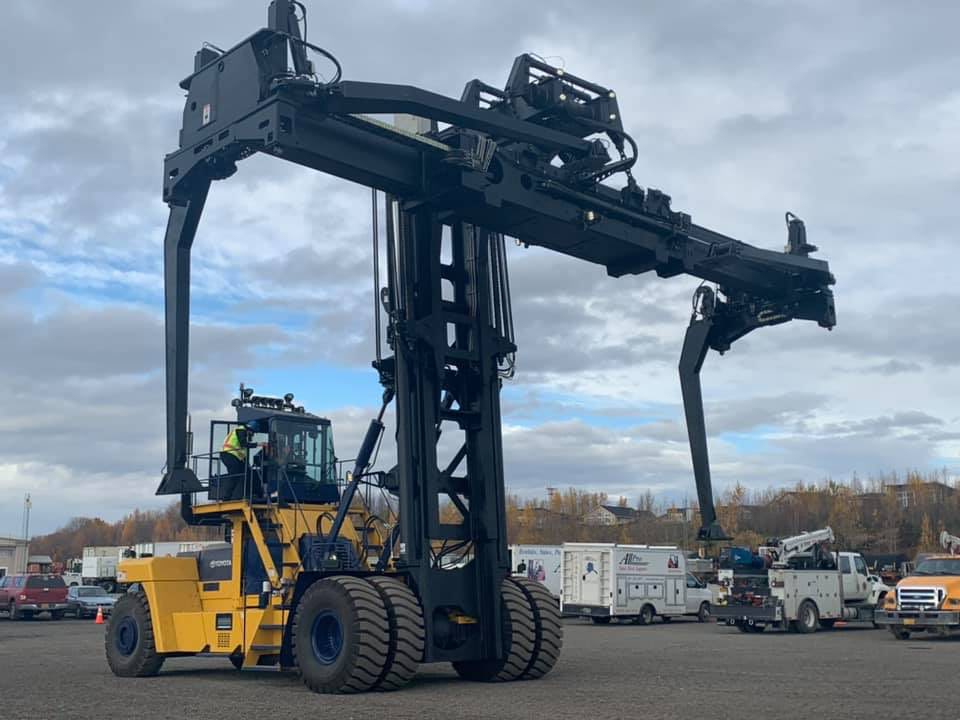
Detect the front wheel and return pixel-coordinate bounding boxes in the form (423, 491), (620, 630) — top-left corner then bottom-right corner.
(889, 626), (911, 641)
(697, 602), (711, 623)
(105, 592), (165, 677)
(796, 601), (819, 634)
(50, 611), (65, 621)
(291, 576), (390, 694)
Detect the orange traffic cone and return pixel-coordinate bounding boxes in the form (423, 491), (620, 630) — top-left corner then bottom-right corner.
(95, 606), (104, 625)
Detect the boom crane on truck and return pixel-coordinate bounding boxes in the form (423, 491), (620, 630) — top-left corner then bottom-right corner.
(105, 0), (836, 693)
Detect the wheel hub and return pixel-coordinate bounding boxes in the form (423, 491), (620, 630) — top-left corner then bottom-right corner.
(310, 610), (343, 665)
(115, 617), (139, 656)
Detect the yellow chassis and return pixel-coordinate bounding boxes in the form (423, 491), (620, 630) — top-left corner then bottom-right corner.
(118, 499), (384, 668)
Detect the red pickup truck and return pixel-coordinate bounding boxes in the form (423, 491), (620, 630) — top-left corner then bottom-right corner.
(0, 574), (69, 620)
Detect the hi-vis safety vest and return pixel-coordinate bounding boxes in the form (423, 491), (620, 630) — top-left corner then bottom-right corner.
(221, 428), (246, 461)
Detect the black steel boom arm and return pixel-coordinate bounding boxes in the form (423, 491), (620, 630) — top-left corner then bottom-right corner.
(159, 4), (836, 551)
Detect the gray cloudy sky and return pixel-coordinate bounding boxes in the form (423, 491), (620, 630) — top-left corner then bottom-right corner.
(1, 0), (958, 535)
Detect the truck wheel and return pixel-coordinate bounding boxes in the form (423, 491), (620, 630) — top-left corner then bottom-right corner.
(511, 577), (563, 680)
(102, 581), (117, 595)
(796, 601), (819, 634)
(452, 578), (536, 682)
(697, 602), (711, 623)
(638, 604), (655, 626)
(105, 592), (165, 677)
(292, 576), (390, 694)
(51, 611), (65, 621)
(819, 619), (836, 630)
(368, 576), (425, 691)
(591, 616), (611, 625)
(889, 626), (911, 641)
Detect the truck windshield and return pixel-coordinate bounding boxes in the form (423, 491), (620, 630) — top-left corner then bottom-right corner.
(78, 587), (106, 597)
(914, 558), (960, 576)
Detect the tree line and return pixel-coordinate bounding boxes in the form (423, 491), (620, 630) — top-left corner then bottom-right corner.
(507, 470), (959, 559)
(28, 469), (958, 563)
(29, 504), (221, 563)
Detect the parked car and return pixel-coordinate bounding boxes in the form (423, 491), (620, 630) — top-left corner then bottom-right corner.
(66, 585), (116, 618)
(0, 574), (69, 620)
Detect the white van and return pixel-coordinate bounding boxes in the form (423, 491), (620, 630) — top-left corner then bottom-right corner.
(561, 543), (712, 624)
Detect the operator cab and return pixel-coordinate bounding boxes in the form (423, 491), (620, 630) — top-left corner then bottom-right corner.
(206, 384), (339, 505)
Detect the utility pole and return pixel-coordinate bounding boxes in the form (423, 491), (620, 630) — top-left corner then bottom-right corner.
(21, 493), (31, 540)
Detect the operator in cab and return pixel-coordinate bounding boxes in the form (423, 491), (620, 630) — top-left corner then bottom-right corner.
(219, 422), (261, 499)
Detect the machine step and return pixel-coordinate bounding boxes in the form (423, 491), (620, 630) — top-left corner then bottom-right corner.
(250, 644), (282, 653)
(259, 624), (285, 631)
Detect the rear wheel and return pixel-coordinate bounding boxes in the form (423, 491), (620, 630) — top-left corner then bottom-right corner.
(819, 619), (836, 630)
(452, 578), (536, 682)
(292, 576), (390, 694)
(50, 611), (64, 621)
(796, 601), (819, 634)
(697, 602), (711, 623)
(105, 592), (165, 677)
(638, 604), (655, 626)
(889, 626), (911, 641)
(368, 576), (425, 691)
(511, 578), (562, 680)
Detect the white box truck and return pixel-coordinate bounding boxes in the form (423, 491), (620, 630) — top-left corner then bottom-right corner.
(81, 555), (119, 593)
(561, 543), (712, 624)
(510, 544), (562, 598)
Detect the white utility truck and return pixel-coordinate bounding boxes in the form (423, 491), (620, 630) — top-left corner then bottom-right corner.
(510, 544), (562, 598)
(714, 527), (889, 633)
(561, 543), (712, 624)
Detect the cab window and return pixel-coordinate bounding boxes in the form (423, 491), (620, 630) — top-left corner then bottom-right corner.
(854, 556), (868, 576)
(686, 574), (701, 589)
(839, 556), (852, 573)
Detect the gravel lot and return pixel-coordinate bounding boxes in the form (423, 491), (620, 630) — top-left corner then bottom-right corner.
(2, 614), (956, 719)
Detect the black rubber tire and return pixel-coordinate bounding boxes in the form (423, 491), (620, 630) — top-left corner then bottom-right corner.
(368, 576), (425, 691)
(796, 601), (819, 634)
(292, 576), (390, 694)
(591, 616), (611, 625)
(697, 602), (711, 623)
(819, 619), (837, 630)
(8, 602), (20, 621)
(638, 604), (655, 626)
(511, 578), (562, 680)
(229, 653), (244, 670)
(661, 615), (672, 623)
(737, 623), (750, 633)
(452, 578), (536, 682)
(50, 611), (64, 621)
(889, 626), (911, 641)
(748, 624), (766, 633)
(105, 592), (165, 677)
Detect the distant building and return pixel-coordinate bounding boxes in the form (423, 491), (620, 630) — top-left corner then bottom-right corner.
(0, 537), (29, 577)
(583, 504), (637, 526)
(27, 555), (54, 573)
(887, 481), (955, 509)
(662, 507), (697, 523)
